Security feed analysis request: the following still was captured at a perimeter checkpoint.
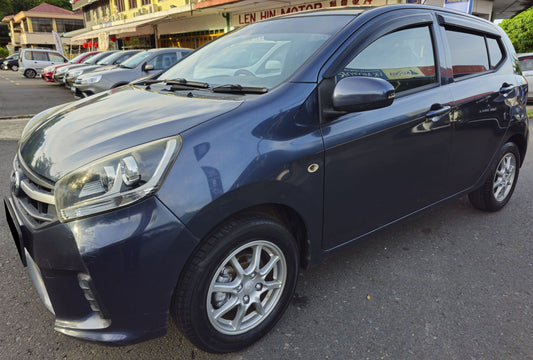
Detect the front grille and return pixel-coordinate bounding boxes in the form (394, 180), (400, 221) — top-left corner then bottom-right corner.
(11, 155), (58, 227)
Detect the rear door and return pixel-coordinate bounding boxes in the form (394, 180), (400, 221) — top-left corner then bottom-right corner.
(320, 10), (454, 249)
(437, 13), (519, 194)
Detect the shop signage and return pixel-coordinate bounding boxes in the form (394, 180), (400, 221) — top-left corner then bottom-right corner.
(232, 0), (397, 26)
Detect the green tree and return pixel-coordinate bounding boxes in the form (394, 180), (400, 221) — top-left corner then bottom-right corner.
(500, 7), (533, 53)
(2, 0), (72, 18)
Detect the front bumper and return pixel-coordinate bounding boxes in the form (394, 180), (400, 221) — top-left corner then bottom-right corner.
(42, 72), (55, 82)
(4, 194), (199, 344)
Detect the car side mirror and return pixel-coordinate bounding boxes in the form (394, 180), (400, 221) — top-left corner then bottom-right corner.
(142, 62), (154, 72)
(332, 76), (395, 112)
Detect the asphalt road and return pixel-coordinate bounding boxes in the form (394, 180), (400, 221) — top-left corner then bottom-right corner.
(0, 69), (75, 118)
(0, 71), (532, 359)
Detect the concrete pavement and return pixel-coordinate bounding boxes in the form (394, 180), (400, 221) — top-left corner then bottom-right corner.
(0, 117), (30, 141)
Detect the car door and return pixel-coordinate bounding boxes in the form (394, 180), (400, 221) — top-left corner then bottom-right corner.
(320, 10), (454, 249)
(27, 50), (50, 72)
(437, 13), (520, 194)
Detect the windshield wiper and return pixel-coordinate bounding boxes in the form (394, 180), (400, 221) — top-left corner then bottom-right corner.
(166, 78), (209, 89)
(212, 84), (268, 94)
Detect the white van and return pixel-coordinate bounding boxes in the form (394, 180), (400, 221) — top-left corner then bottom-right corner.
(18, 48), (67, 78)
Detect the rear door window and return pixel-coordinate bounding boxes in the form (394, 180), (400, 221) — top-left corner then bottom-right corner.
(32, 51), (49, 61)
(486, 38), (503, 68)
(445, 29), (505, 78)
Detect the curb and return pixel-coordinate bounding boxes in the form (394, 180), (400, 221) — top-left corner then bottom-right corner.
(0, 118), (31, 141)
(0, 115), (35, 120)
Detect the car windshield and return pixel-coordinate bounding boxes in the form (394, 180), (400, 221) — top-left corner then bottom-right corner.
(69, 53), (89, 63)
(84, 52), (111, 65)
(519, 57), (533, 71)
(120, 51), (151, 69)
(159, 15), (354, 89)
(97, 51), (123, 65)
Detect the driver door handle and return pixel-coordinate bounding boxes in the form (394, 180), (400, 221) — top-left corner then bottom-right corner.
(426, 105), (451, 122)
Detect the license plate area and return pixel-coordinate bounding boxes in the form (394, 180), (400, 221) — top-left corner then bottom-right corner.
(4, 198), (27, 266)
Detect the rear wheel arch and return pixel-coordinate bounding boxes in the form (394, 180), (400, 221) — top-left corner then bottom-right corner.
(506, 133), (527, 167)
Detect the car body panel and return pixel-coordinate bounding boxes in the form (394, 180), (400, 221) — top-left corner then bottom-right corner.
(19, 85), (243, 182)
(4, 5), (529, 347)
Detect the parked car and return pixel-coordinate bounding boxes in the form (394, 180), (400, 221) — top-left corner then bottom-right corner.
(0, 53), (19, 70)
(18, 48), (68, 78)
(64, 50), (142, 89)
(41, 51), (100, 82)
(73, 48), (192, 97)
(53, 51), (117, 84)
(2, 56), (19, 71)
(4, 5), (528, 354)
(518, 53), (533, 102)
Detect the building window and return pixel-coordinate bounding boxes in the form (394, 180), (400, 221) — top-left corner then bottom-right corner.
(129, 0), (138, 9)
(160, 29), (225, 49)
(30, 17), (53, 33)
(141, 0), (151, 5)
(56, 19), (84, 32)
(115, 0), (126, 13)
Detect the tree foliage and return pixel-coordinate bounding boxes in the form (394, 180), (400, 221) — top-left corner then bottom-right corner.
(1, 0), (73, 22)
(500, 7), (533, 53)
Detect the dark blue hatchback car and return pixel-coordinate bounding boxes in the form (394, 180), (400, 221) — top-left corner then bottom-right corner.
(4, 5), (528, 353)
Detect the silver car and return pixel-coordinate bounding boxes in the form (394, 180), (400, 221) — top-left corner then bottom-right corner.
(73, 48), (192, 97)
(518, 53), (533, 102)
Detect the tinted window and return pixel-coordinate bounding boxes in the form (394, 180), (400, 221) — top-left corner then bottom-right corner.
(150, 53), (178, 70)
(32, 51), (48, 61)
(446, 30), (489, 78)
(339, 26), (437, 93)
(486, 38), (503, 68)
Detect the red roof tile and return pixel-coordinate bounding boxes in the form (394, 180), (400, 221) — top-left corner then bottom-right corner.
(26, 3), (76, 15)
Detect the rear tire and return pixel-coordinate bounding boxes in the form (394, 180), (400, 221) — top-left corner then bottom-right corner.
(24, 69), (36, 78)
(171, 213), (299, 353)
(468, 142), (520, 212)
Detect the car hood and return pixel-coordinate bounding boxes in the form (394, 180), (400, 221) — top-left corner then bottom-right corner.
(19, 85), (243, 182)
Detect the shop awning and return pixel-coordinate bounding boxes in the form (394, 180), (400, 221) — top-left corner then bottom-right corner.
(70, 16), (165, 42)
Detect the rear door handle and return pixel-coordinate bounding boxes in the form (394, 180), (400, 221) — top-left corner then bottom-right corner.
(426, 105), (451, 122)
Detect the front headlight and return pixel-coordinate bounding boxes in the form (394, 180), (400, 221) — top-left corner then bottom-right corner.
(80, 75), (101, 85)
(55, 136), (182, 222)
(69, 69), (83, 77)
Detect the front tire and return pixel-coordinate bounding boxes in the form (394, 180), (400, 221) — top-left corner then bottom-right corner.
(171, 214), (299, 353)
(468, 142), (520, 212)
(12, 65), (18, 71)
